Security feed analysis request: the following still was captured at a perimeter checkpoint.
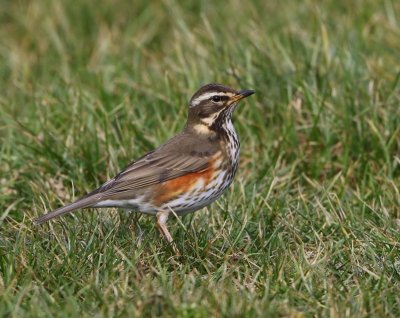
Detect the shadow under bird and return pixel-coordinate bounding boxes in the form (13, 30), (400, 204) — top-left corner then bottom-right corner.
(34, 83), (255, 246)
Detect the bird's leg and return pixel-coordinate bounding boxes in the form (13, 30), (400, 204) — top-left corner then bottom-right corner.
(156, 211), (180, 255)
(156, 211), (173, 242)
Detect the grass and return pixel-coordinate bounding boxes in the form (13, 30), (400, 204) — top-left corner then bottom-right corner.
(1, 0), (399, 316)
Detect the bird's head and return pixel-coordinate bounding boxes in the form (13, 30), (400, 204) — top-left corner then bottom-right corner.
(186, 83), (255, 135)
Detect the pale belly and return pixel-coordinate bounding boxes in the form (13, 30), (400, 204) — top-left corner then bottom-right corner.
(95, 133), (240, 216)
(94, 169), (235, 216)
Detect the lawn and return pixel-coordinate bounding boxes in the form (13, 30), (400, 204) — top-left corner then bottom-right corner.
(1, 0), (399, 317)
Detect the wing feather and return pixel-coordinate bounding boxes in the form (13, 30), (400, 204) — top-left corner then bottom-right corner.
(97, 150), (211, 198)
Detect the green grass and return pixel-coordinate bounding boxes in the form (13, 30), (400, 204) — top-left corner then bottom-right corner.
(1, 0), (400, 316)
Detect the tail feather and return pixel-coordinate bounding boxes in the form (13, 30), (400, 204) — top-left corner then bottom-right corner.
(33, 195), (101, 225)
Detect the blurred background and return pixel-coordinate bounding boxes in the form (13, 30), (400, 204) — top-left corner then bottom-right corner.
(0, 0), (399, 316)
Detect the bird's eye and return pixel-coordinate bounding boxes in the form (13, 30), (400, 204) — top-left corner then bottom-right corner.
(211, 96), (221, 102)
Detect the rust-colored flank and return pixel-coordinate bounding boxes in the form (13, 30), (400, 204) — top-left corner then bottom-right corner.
(154, 165), (215, 205)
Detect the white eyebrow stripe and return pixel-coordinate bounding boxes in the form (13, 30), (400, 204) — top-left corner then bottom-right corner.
(190, 92), (233, 107)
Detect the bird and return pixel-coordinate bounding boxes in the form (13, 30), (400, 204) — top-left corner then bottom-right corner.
(34, 83), (255, 248)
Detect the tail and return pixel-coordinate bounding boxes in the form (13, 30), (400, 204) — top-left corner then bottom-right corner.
(33, 194), (101, 225)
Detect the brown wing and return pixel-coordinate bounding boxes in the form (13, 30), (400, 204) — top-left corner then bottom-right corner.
(34, 131), (220, 225)
(94, 132), (218, 199)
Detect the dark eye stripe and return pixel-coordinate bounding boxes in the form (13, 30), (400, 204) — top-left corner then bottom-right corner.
(211, 95), (229, 102)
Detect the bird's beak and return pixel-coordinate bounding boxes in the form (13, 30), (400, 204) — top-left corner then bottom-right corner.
(230, 89), (255, 103)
